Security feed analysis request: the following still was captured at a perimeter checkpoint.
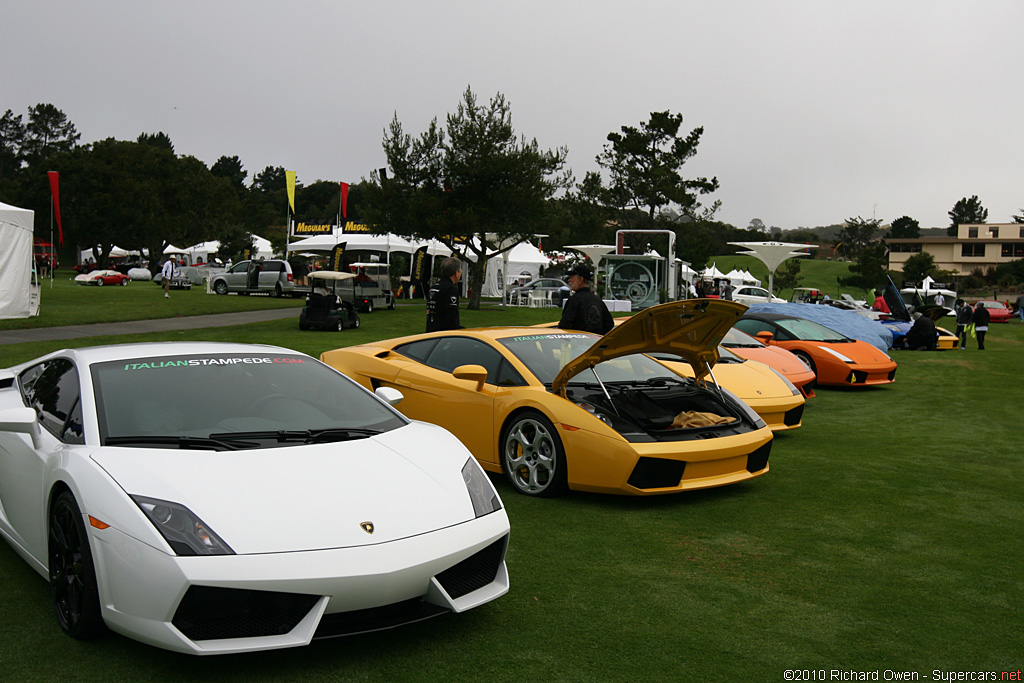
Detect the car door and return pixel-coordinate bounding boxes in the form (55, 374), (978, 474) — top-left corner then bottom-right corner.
(391, 337), (505, 464)
(224, 261), (249, 291)
(0, 358), (85, 562)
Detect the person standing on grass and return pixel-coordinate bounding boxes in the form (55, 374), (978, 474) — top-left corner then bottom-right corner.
(559, 264), (613, 334)
(1015, 292), (1024, 322)
(972, 301), (990, 350)
(426, 257), (464, 332)
(161, 255), (178, 299)
(955, 299), (972, 350)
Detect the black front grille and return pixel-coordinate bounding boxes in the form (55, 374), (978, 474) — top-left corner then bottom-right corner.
(746, 441), (772, 473)
(783, 405), (804, 426)
(172, 585), (320, 641)
(627, 457), (686, 490)
(435, 536), (507, 600)
(888, 368), (897, 380)
(314, 598), (449, 639)
(849, 370), (868, 384)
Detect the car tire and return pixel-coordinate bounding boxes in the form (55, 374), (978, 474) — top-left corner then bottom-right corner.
(365, 301), (373, 313)
(335, 319), (343, 332)
(214, 281), (228, 295)
(275, 284), (283, 298)
(96, 279), (104, 287)
(793, 350), (817, 375)
(500, 411), (568, 497)
(120, 278), (128, 286)
(352, 314), (360, 329)
(49, 490), (106, 640)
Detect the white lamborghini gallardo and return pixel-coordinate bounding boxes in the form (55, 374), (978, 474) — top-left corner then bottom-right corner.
(0, 342), (510, 655)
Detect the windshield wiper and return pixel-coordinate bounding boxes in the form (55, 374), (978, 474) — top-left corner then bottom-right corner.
(208, 428), (383, 444)
(104, 435), (255, 451)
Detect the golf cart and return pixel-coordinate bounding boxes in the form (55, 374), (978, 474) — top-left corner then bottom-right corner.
(298, 271), (361, 331)
(348, 262), (394, 312)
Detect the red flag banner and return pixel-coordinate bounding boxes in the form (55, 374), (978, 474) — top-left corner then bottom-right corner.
(47, 171), (64, 246)
(340, 182), (349, 219)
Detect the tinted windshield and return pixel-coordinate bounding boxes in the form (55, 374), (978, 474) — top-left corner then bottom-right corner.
(775, 318), (848, 342)
(721, 327), (765, 348)
(498, 333), (679, 385)
(91, 353), (406, 446)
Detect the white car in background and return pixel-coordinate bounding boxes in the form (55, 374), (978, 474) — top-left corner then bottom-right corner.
(0, 342), (509, 655)
(732, 286), (785, 305)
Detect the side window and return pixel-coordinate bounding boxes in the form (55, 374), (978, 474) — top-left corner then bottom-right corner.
(495, 359), (527, 387)
(394, 338), (439, 363)
(230, 261), (249, 274)
(19, 359), (82, 441)
(735, 319), (773, 337)
(424, 337), (503, 384)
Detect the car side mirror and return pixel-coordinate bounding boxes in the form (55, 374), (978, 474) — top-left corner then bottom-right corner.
(755, 331), (774, 344)
(374, 387), (404, 406)
(453, 364), (488, 390)
(0, 406), (43, 449)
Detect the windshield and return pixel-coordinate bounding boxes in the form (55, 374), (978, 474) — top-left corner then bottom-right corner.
(721, 327), (765, 348)
(498, 333), (680, 385)
(775, 318), (848, 342)
(91, 352), (406, 447)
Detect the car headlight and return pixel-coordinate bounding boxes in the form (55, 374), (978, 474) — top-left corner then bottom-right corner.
(817, 345), (855, 363)
(131, 495), (234, 556)
(462, 458), (502, 518)
(769, 367), (802, 396)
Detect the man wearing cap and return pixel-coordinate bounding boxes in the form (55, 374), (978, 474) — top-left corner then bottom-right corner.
(558, 264), (613, 335)
(161, 255), (178, 299)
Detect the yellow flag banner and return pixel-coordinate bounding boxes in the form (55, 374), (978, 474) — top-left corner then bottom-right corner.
(285, 170), (296, 212)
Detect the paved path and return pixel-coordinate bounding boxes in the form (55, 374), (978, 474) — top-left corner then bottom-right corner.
(0, 308), (297, 346)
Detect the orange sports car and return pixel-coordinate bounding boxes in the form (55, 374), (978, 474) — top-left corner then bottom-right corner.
(719, 327), (817, 397)
(734, 313), (897, 387)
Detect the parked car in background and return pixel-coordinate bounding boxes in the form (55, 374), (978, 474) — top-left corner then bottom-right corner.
(719, 327), (817, 397)
(973, 300), (1011, 323)
(73, 269), (130, 287)
(507, 278), (568, 305)
(732, 286), (785, 305)
(210, 259), (296, 297)
(736, 312), (898, 387)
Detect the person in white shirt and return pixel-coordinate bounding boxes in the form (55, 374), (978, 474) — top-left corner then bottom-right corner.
(161, 255), (178, 299)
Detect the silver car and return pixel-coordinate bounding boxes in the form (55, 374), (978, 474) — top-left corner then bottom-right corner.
(211, 259), (296, 297)
(507, 278), (568, 305)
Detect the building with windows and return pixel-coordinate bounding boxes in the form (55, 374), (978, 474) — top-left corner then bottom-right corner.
(886, 223), (1024, 275)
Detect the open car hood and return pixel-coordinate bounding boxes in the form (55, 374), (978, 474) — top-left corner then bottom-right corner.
(551, 299), (748, 395)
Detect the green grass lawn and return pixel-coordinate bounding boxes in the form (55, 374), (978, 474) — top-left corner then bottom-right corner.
(0, 281), (1020, 680)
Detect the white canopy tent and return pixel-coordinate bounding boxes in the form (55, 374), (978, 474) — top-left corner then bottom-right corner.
(286, 232), (452, 259)
(0, 201), (36, 319)
(473, 240), (549, 298)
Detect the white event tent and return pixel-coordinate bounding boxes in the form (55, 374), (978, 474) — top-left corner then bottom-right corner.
(471, 240), (549, 298)
(0, 201), (37, 319)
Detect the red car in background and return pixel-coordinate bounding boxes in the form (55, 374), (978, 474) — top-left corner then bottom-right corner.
(73, 269), (130, 286)
(973, 300), (1011, 323)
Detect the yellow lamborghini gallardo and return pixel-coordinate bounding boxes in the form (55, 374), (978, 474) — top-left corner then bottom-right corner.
(321, 300), (774, 497)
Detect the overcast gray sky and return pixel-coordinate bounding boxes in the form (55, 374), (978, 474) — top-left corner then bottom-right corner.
(6, 1), (1022, 230)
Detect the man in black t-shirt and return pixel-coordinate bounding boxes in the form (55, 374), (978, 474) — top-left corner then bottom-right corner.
(558, 264), (613, 334)
(426, 257), (464, 332)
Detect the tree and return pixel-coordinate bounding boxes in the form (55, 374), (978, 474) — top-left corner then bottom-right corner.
(0, 109), (25, 180)
(1012, 209), (1024, 224)
(838, 242), (889, 292)
(591, 111), (719, 228)
(748, 218), (767, 233)
(836, 216), (881, 261)
(22, 104), (80, 167)
(889, 215), (920, 239)
(363, 87), (569, 309)
(901, 252), (936, 283)
(211, 155), (248, 191)
(774, 257), (802, 291)
(948, 195), (987, 236)
(137, 132), (174, 152)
